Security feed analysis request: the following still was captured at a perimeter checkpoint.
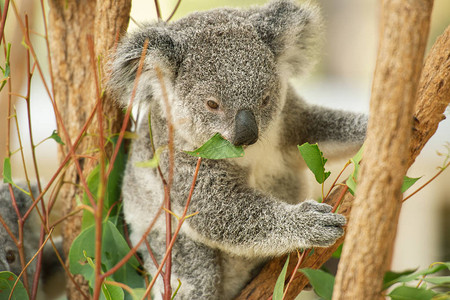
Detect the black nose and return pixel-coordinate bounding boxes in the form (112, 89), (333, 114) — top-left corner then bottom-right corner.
(232, 110), (258, 146)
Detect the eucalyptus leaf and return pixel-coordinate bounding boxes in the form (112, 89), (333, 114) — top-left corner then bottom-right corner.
(135, 146), (165, 168)
(272, 255), (290, 300)
(2, 157), (12, 184)
(185, 133), (244, 159)
(49, 130), (65, 145)
(69, 221), (145, 299)
(0, 271), (29, 300)
(346, 145), (364, 195)
(298, 143), (330, 184)
(383, 264), (447, 289)
(383, 269), (417, 290)
(422, 276), (450, 285)
(300, 268), (335, 300)
(388, 286), (436, 300)
(401, 176), (421, 193)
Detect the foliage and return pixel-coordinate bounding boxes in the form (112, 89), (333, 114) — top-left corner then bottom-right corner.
(0, 271), (29, 300)
(185, 133), (244, 159)
(298, 143), (330, 184)
(273, 255), (290, 300)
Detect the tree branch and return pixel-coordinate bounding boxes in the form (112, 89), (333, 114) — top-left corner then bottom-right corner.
(235, 18), (449, 300)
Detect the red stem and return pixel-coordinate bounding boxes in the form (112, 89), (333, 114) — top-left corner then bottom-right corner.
(142, 157), (202, 299)
(0, 0), (10, 43)
(282, 250), (309, 300)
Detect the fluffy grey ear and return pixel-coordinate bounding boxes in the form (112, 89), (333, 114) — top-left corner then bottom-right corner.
(249, 0), (323, 77)
(106, 24), (181, 108)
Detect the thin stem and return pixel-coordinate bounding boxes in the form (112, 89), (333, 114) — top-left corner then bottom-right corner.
(8, 227), (54, 300)
(105, 39), (150, 179)
(403, 161), (450, 202)
(142, 158), (202, 299)
(0, 0), (10, 43)
(324, 161), (350, 201)
(154, 0), (162, 19)
(154, 66), (175, 299)
(11, 0), (98, 210)
(282, 250), (309, 300)
(88, 35), (107, 300)
(332, 185), (349, 213)
(166, 0), (182, 22)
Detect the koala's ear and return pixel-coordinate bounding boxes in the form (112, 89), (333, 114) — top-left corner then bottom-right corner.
(106, 24), (182, 107)
(249, 0), (322, 77)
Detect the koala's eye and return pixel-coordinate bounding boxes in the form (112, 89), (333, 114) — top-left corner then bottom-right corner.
(261, 94), (270, 107)
(207, 100), (220, 110)
(6, 250), (16, 264)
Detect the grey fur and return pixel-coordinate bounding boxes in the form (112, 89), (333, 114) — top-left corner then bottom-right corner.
(106, 1), (367, 299)
(0, 184), (39, 287)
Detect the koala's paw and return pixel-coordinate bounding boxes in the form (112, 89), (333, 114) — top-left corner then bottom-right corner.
(298, 200), (346, 248)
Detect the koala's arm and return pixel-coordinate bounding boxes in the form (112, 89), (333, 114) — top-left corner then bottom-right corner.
(282, 88), (367, 157)
(171, 157), (345, 257)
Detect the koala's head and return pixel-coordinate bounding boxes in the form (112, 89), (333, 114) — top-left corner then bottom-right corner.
(0, 184), (38, 281)
(107, 0), (322, 148)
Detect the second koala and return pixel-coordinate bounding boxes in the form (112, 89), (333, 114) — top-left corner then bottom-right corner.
(107, 1), (367, 299)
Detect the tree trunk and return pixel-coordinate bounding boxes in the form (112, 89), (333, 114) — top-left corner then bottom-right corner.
(47, 0), (131, 298)
(332, 0), (433, 298)
(236, 10), (450, 300)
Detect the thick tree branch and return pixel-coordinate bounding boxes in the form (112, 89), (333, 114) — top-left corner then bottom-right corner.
(236, 12), (450, 300)
(333, 0), (433, 298)
(48, 0), (131, 298)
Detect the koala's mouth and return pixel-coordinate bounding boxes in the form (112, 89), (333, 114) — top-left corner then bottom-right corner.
(231, 110), (259, 147)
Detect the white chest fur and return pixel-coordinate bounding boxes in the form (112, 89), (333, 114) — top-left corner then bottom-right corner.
(232, 117), (286, 192)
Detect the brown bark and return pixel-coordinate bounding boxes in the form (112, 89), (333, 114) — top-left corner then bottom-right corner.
(333, 0), (433, 298)
(48, 0), (131, 298)
(236, 5), (450, 300)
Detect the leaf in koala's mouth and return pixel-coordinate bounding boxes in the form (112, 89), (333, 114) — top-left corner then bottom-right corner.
(185, 133), (244, 159)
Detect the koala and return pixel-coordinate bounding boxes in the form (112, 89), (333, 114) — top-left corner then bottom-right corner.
(0, 183), (39, 288)
(0, 183), (65, 299)
(107, 1), (367, 299)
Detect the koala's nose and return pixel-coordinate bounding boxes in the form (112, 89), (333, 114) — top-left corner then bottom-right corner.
(232, 110), (258, 146)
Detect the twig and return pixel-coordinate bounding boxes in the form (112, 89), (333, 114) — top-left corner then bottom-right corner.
(154, 0), (162, 20)
(403, 161), (450, 202)
(281, 250), (308, 300)
(142, 157), (202, 299)
(154, 66), (175, 299)
(166, 0), (182, 22)
(88, 35), (107, 300)
(8, 227), (54, 300)
(0, 0), (10, 43)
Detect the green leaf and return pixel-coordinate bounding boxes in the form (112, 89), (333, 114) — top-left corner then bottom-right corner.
(0, 44), (11, 93)
(272, 255), (290, 300)
(81, 138), (126, 230)
(130, 288), (146, 300)
(0, 271), (30, 300)
(383, 269), (417, 290)
(401, 176), (421, 193)
(69, 221), (145, 297)
(101, 280), (124, 300)
(422, 276), (450, 285)
(346, 145), (364, 195)
(383, 264), (448, 290)
(135, 146), (165, 168)
(49, 130), (65, 145)
(300, 268), (335, 300)
(2, 157), (13, 184)
(332, 244), (343, 259)
(298, 143), (330, 184)
(81, 165), (100, 229)
(185, 133), (244, 159)
(388, 286), (436, 300)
